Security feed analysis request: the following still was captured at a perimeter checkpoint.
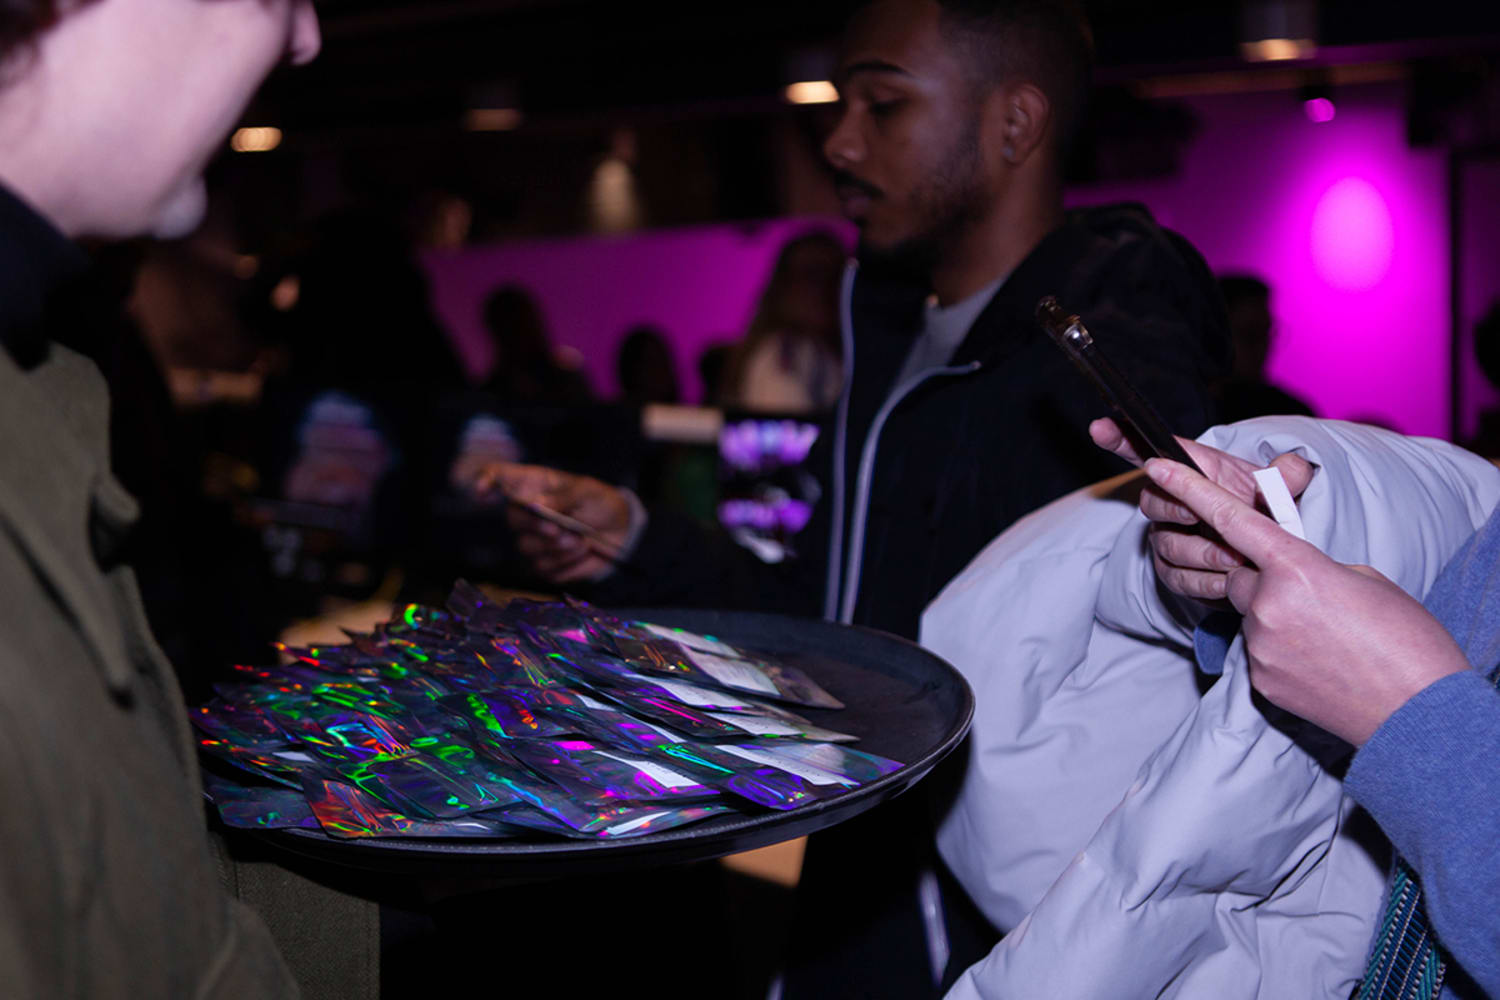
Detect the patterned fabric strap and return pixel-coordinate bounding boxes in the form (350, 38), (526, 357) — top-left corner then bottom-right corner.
(1357, 859), (1447, 1000)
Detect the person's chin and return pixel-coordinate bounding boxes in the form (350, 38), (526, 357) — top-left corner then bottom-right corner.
(854, 230), (935, 282)
(149, 180), (209, 240)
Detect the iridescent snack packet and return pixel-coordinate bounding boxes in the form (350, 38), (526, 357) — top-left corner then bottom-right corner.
(437, 689), (587, 742)
(642, 630), (845, 711)
(304, 777), (425, 838)
(189, 699), (289, 751)
(737, 741), (902, 784)
(609, 674), (768, 714)
(505, 739), (717, 803)
(496, 781), (735, 839)
(204, 778), (320, 830)
(200, 738), (328, 788)
(648, 740), (855, 811)
(338, 750), (523, 818)
(545, 694), (687, 752)
(701, 705), (857, 743)
(586, 686), (753, 740)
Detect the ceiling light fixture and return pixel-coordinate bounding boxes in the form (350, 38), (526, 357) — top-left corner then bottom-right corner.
(231, 126), (282, 153)
(784, 80), (839, 105)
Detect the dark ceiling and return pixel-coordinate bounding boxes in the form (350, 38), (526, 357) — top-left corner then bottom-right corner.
(212, 1), (1500, 247)
(267, 0), (1500, 132)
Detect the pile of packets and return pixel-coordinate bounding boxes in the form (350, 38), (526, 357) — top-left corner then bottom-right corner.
(194, 582), (902, 841)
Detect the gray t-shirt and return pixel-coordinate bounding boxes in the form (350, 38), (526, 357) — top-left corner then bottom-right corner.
(892, 274), (1008, 390)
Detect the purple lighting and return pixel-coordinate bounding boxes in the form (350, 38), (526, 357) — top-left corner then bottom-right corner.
(1304, 97), (1336, 123)
(1310, 177), (1395, 291)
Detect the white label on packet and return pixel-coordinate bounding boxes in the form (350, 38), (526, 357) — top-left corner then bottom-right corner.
(641, 623), (741, 658)
(687, 651), (780, 696)
(715, 744), (855, 787)
(652, 678), (755, 711)
(1253, 467), (1307, 541)
(595, 751), (702, 790)
(706, 712), (800, 737)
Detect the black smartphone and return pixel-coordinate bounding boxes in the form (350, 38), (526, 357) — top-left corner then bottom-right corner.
(1035, 296), (1204, 474)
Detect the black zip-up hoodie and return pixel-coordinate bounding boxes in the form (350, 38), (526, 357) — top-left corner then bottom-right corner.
(596, 203), (1232, 642)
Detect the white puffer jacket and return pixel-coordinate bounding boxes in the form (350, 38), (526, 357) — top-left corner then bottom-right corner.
(925, 417), (1500, 999)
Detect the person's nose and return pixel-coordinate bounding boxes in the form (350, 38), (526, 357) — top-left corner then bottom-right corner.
(822, 105), (864, 171)
(288, 0), (322, 66)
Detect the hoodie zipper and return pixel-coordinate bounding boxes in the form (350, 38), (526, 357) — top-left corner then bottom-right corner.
(821, 261), (983, 624)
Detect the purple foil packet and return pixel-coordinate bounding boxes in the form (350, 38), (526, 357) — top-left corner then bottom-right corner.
(506, 739), (718, 804)
(337, 750), (522, 818)
(651, 741), (856, 811)
(204, 778), (320, 830)
(740, 740), (903, 784)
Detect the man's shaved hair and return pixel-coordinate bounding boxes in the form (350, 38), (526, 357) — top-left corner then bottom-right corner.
(934, 0), (1095, 150)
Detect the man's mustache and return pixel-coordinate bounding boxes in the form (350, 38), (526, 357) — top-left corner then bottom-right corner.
(832, 171), (883, 200)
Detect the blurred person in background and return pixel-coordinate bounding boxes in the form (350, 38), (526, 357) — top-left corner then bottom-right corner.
(721, 229), (847, 414)
(468, 0), (1231, 993)
(481, 283), (593, 405)
(1213, 273), (1316, 423)
(0, 1), (382, 998)
(616, 323), (682, 406)
(272, 209), (470, 396)
(1465, 302), (1500, 458)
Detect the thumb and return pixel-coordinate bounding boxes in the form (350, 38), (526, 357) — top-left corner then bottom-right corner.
(1346, 564), (1392, 584)
(1269, 452), (1315, 500)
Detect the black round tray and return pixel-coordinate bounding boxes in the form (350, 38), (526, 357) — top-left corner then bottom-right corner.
(264, 608), (972, 880)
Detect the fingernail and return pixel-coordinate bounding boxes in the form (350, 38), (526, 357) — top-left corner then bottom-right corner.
(1143, 459), (1169, 483)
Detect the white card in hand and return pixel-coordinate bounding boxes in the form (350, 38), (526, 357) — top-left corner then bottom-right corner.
(1252, 467), (1307, 541)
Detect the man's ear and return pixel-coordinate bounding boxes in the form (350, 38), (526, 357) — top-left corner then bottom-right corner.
(987, 82), (1052, 166)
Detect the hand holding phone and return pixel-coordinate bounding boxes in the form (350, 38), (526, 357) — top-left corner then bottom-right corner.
(1036, 296), (1205, 474)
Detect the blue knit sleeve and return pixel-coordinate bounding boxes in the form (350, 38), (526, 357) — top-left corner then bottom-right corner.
(1345, 670), (1500, 997)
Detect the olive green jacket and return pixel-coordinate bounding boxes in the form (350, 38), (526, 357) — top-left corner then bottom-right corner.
(0, 339), (308, 998)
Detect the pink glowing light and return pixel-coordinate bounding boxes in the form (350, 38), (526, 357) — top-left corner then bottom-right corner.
(1304, 97), (1336, 123)
(1310, 178), (1395, 291)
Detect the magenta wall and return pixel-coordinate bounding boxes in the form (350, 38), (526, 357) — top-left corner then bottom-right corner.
(421, 218), (853, 403)
(1069, 83), (1451, 437)
(424, 83), (1459, 435)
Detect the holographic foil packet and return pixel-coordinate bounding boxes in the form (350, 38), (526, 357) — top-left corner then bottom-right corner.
(546, 694), (686, 751)
(304, 777), (424, 838)
(205, 779), (320, 830)
(624, 624), (843, 710)
(591, 804), (734, 839)
(612, 674), (766, 714)
(200, 738), (326, 788)
(648, 741), (853, 811)
(742, 741), (902, 784)
(588, 686), (752, 740)
(291, 712), (412, 765)
(500, 792), (733, 839)
(482, 639), (568, 689)
(703, 704), (857, 743)
(506, 739), (717, 803)
(437, 690), (585, 742)
(190, 700), (289, 750)
(635, 621), (743, 659)
(338, 751), (521, 818)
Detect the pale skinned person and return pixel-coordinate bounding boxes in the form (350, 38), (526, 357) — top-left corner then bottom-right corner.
(1092, 416), (1500, 998)
(0, 2), (363, 996)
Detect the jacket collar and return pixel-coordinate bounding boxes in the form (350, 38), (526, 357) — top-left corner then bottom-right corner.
(0, 342), (139, 697)
(0, 182), (89, 369)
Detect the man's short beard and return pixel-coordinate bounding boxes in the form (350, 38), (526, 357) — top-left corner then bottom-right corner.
(855, 115), (987, 287)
